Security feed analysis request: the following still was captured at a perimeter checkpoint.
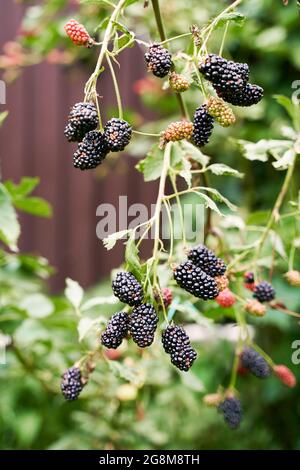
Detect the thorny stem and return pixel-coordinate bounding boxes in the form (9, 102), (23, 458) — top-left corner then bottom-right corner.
(150, 0), (189, 119)
(170, 172), (187, 247)
(254, 156), (296, 267)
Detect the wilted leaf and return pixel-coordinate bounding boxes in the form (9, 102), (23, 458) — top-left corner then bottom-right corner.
(103, 228), (132, 250)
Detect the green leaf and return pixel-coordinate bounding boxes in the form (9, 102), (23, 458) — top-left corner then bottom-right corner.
(246, 210), (270, 226)
(125, 231), (142, 281)
(179, 157), (192, 188)
(125, 0), (139, 6)
(20, 293), (54, 318)
(0, 111), (8, 127)
(4, 177), (39, 197)
(81, 296), (118, 311)
(215, 12), (245, 29)
(170, 141), (184, 167)
(0, 183), (20, 251)
(274, 95), (295, 121)
(65, 278), (84, 309)
(200, 187), (237, 211)
(14, 197), (52, 217)
(136, 144), (164, 181)
(236, 139), (291, 162)
(194, 192), (222, 215)
(77, 317), (97, 342)
(206, 163), (244, 178)
(180, 141), (210, 167)
(108, 360), (144, 387)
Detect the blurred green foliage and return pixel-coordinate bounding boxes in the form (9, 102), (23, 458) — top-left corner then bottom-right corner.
(1, 0), (300, 451)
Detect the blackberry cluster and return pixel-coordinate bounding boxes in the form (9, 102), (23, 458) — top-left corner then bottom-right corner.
(192, 104), (214, 147)
(162, 324), (197, 371)
(218, 397), (243, 429)
(173, 260), (219, 300)
(73, 130), (109, 170)
(61, 366), (83, 401)
(104, 118), (132, 152)
(199, 54), (248, 92)
(129, 303), (158, 348)
(253, 281), (276, 303)
(240, 348), (271, 378)
(112, 272), (143, 307)
(64, 102), (98, 142)
(101, 311), (129, 349)
(217, 83), (263, 107)
(187, 244), (227, 277)
(144, 44), (172, 78)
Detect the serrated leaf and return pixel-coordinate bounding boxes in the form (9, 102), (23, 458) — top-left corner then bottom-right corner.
(0, 183), (20, 251)
(200, 187), (237, 211)
(125, 231), (142, 281)
(136, 144), (164, 181)
(206, 163), (243, 178)
(236, 138), (291, 162)
(103, 228), (132, 250)
(65, 278), (84, 309)
(179, 158), (192, 188)
(108, 360), (145, 387)
(170, 141), (184, 166)
(77, 317), (96, 342)
(4, 177), (39, 197)
(215, 11), (245, 29)
(180, 141), (210, 167)
(194, 192), (222, 215)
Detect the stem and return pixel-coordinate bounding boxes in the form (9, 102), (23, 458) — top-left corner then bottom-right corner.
(170, 172), (186, 247)
(203, 172), (212, 241)
(251, 343), (275, 368)
(159, 32), (192, 45)
(255, 157), (296, 262)
(106, 53), (123, 119)
(219, 21), (229, 56)
(133, 130), (161, 137)
(150, 0), (188, 119)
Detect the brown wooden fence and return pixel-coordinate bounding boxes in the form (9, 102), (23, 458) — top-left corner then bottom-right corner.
(0, 0), (157, 291)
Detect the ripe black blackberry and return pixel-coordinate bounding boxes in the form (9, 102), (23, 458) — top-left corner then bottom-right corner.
(65, 102), (98, 142)
(244, 271), (255, 284)
(216, 83), (263, 107)
(162, 324), (197, 372)
(73, 130), (109, 170)
(187, 244), (227, 277)
(199, 54), (248, 92)
(101, 311), (129, 349)
(104, 118), (132, 152)
(173, 260), (219, 300)
(112, 272), (143, 307)
(253, 281), (276, 303)
(61, 366), (83, 401)
(129, 303), (158, 348)
(218, 397), (243, 429)
(240, 347), (271, 378)
(144, 43), (172, 78)
(192, 104), (214, 147)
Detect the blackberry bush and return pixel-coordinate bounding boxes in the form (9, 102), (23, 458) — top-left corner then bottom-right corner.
(101, 311), (129, 349)
(129, 303), (158, 348)
(112, 272), (143, 307)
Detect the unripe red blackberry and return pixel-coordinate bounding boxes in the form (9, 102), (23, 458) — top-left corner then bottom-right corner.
(192, 104), (214, 147)
(112, 272), (143, 307)
(206, 97), (236, 127)
(104, 118), (132, 152)
(61, 366), (83, 401)
(218, 397), (243, 429)
(240, 347), (271, 378)
(101, 311), (129, 349)
(64, 19), (94, 47)
(173, 260), (219, 300)
(169, 72), (190, 92)
(144, 43), (172, 78)
(187, 244), (227, 277)
(244, 271), (255, 291)
(215, 288), (236, 307)
(274, 365), (296, 388)
(253, 281), (276, 303)
(284, 270), (300, 287)
(73, 130), (109, 170)
(160, 120), (194, 147)
(129, 303), (158, 348)
(199, 54), (248, 92)
(65, 102), (98, 142)
(245, 299), (266, 317)
(155, 287), (173, 309)
(162, 324), (197, 372)
(217, 83), (263, 107)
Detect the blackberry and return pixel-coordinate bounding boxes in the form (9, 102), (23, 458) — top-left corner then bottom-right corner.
(244, 271), (255, 284)
(73, 130), (109, 170)
(284, 270), (300, 287)
(187, 244), (227, 277)
(112, 272), (143, 307)
(192, 104), (214, 147)
(61, 366), (83, 401)
(144, 43), (172, 78)
(206, 97), (236, 127)
(101, 311), (129, 349)
(154, 287), (173, 309)
(65, 102), (98, 142)
(173, 260), (219, 300)
(169, 72), (190, 93)
(104, 118), (132, 152)
(199, 54), (248, 92)
(253, 281), (276, 303)
(162, 325), (197, 372)
(240, 347), (271, 378)
(160, 120), (194, 148)
(218, 397), (243, 429)
(245, 299), (266, 317)
(216, 83), (263, 107)
(129, 303), (158, 348)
